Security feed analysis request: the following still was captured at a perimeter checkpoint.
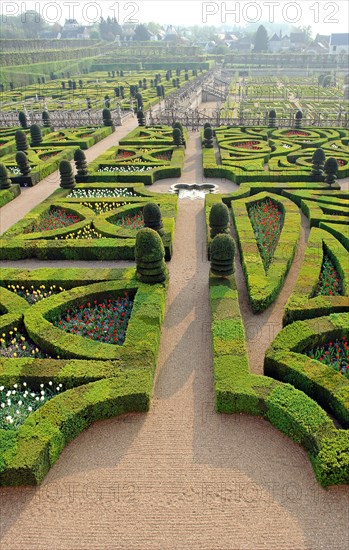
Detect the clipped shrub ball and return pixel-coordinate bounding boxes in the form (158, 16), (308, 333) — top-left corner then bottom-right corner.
(209, 202), (230, 238)
(173, 121), (183, 132)
(59, 159), (75, 189)
(203, 122), (212, 129)
(210, 234), (235, 277)
(15, 129), (29, 152)
(135, 228), (167, 284)
(204, 126), (213, 148)
(0, 163), (12, 189)
(30, 124), (43, 146)
(143, 202), (165, 236)
(74, 148), (88, 176)
(15, 151), (31, 176)
(18, 111), (28, 129)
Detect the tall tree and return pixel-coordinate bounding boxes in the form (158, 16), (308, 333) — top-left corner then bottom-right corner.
(253, 25), (268, 52)
(133, 24), (151, 41)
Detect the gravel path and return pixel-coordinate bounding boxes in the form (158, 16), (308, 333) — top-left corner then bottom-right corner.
(0, 127), (348, 550)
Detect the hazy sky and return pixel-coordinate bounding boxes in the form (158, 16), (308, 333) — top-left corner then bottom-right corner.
(2, 0), (349, 34)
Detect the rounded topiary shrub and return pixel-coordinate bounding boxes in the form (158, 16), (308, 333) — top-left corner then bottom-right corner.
(59, 159), (75, 189)
(18, 111), (28, 129)
(30, 124), (43, 146)
(210, 234), (235, 277)
(143, 202), (165, 236)
(204, 126), (213, 148)
(74, 148), (88, 176)
(15, 129), (29, 152)
(0, 163), (12, 189)
(16, 151), (31, 176)
(209, 202), (230, 238)
(102, 108), (113, 126)
(173, 121), (183, 132)
(135, 228), (167, 284)
(204, 122), (212, 129)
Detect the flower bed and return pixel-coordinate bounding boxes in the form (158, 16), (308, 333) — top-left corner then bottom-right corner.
(24, 208), (80, 234)
(53, 293), (133, 345)
(305, 337), (349, 378)
(247, 198), (284, 271)
(0, 382), (63, 430)
(0, 267), (168, 485)
(7, 284), (65, 305)
(67, 188), (138, 198)
(113, 210), (144, 230)
(0, 327), (51, 359)
(314, 254), (343, 297)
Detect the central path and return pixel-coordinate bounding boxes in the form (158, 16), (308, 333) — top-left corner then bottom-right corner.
(1, 135), (348, 550)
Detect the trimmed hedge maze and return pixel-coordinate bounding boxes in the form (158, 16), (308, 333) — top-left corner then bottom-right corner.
(0, 184), (177, 261)
(208, 181), (349, 486)
(0, 267), (167, 485)
(85, 126), (186, 186)
(203, 126), (348, 185)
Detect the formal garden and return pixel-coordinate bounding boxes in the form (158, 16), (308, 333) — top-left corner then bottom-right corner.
(0, 63), (348, 496)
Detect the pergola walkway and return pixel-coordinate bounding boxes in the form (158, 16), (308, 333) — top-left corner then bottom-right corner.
(0, 127), (348, 550)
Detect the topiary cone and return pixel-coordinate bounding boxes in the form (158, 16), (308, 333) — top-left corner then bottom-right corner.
(324, 157), (338, 187)
(102, 108), (113, 126)
(15, 151), (31, 176)
(143, 202), (165, 236)
(15, 129), (29, 152)
(30, 124), (43, 146)
(74, 148), (88, 176)
(0, 163), (12, 189)
(59, 159), (75, 189)
(209, 202), (230, 238)
(135, 228), (167, 284)
(210, 234), (235, 277)
(18, 111), (28, 129)
(311, 147), (326, 181)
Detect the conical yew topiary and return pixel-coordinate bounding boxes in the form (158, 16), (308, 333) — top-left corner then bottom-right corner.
(295, 110), (303, 129)
(143, 202), (165, 236)
(18, 111), (28, 129)
(173, 127), (182, 147)
(42, 110), (51, 128)
(210, 234), (235, 277)
(74, 148), (88, 176)
(135, 228), (167, 284)
(15, 151), (31, 176)
(15, 129), (29, 152)
(59, 159), (75, 189)
(209, 202), (230, 238)
(324, 157), (338, 187)
(102, 108), (113, 126)
(0, 163), (12, 189)
(311, 148), (326, 181)
(268, 109), (276, 128)
(30, 124), (43, 146)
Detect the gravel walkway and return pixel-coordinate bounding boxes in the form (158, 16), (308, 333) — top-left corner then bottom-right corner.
(0, 127), (348, 550)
